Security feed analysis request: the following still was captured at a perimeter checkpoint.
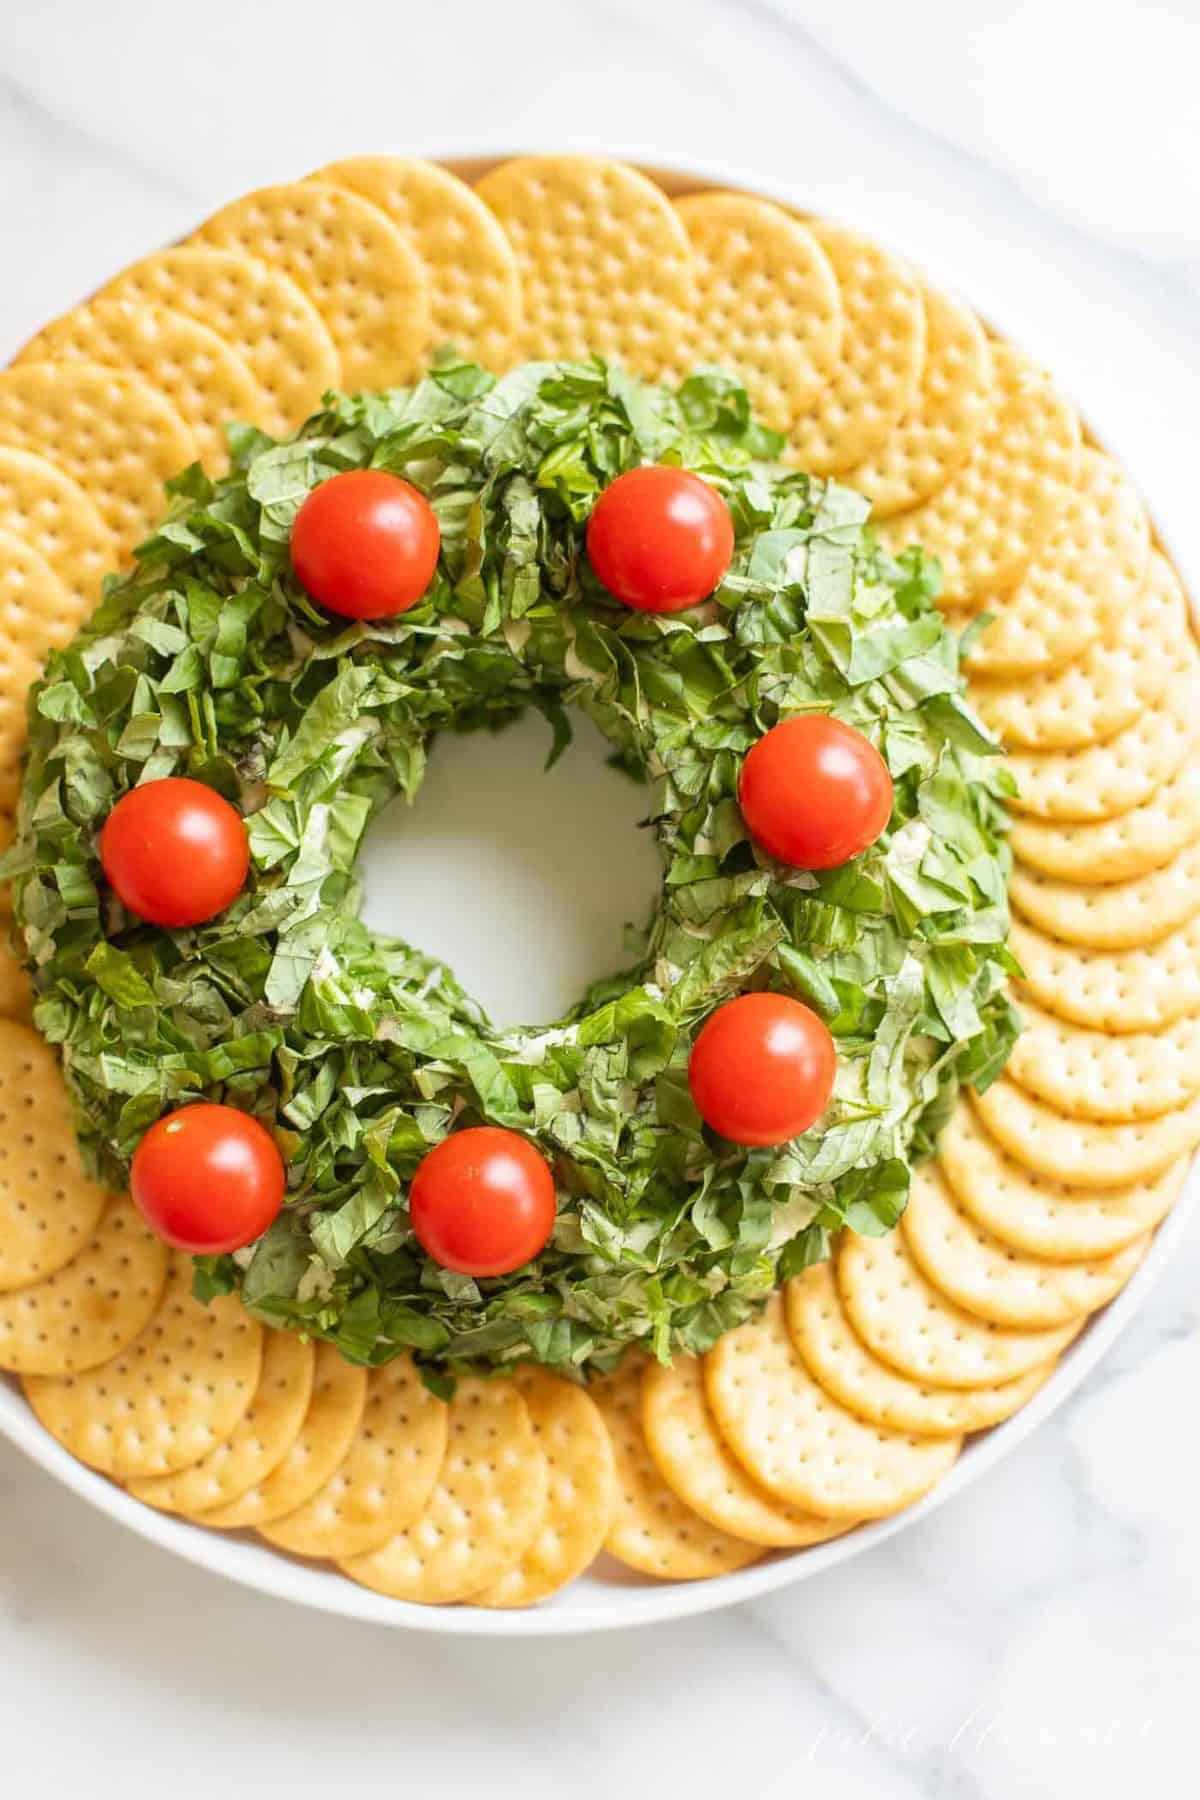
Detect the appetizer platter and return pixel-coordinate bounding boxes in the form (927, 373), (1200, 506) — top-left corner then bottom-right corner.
(0, 152), (1196, 1631)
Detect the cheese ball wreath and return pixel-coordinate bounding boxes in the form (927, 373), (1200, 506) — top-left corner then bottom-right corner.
(7, 358), (1015, 1377)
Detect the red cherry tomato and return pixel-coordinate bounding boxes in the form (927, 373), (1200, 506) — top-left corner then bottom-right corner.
(131, 1103), (286, 1255)
(408, 1126), (556, 1278)
(688, 993), (836, 1147)
(99, 778), (249, 928)
(739, 715), (893, 870)
(290, 470), (440, 620)
(586, 465), (734, 613)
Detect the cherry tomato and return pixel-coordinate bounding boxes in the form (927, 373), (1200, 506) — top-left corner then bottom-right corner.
(586, 465), (734, 613)
(688, 993), (836, 1146)
(131, 1103), (285, 1255)
(739, 715), (893, 870)
(290, 469), (440, 620)
(408, 1126), (556, 1278)
(99, 778), (249, 928)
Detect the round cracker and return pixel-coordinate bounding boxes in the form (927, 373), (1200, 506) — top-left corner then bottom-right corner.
(1010, 912), (1200, 1034)
(836, 1194), (1081, 1388)
(0, 360), (197, 557)
(126, 1330), (314, 1516)
(258, 1355), (447, 1560)
(310, 156), (522, 372)
(882, 343), (1081, 608)
(100, 245), (341, 435)
(16, 299), (270, 472)
(1011, 842), (1200, 951)
(0, 1194), (168, 1375)
(339, 1377), (547, 1606)
(789, 222), (925, 475)
(705, 1294), (961, 1519)
(971, 550), (1186, 751)
(785, 1262), (1057, 1434)
(1010, 755), (1200, 885)
(640, 1351), (852, 1548)
(23, 1253), (262, 1478)
(474, 154), (696, 378)
(472, 1366), (617, 1608)
(193, 181), (431, 391)
(197, 1340), (366, 1529)
(589, 1354), (762, 1577)
(0, 444), (117, 616)
(671, 192), (842, 429)
(899, 1162), (1147, 1329)
(0, 528), (102, 688)
(841, 282), (990, 515)
(971, 1078), (1200, 1190)
(939, 1104), (1188, 1260)
(956, 449), (1150, 677)
(0, 601), (41, 784)
(1006, 659), (1197, 823)
(0, 1021), (108, 1293)
(1009, 1000), (1200, 1122)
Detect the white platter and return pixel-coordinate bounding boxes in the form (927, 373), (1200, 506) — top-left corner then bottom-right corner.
(1, 149), (1195, 1635)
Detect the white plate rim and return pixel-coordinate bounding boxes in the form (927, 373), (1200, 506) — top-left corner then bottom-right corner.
(1, 144), (1194, 1635)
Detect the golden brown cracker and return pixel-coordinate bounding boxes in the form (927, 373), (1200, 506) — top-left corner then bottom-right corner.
(0, 1194), (168, 1376)
(0, 1020), (108, 1293)
(339, 1377), (547, 1605)
(672, 192), (842, 428)
(1010, 843), (1200, 951)
(0, 444), (117, 618)
(311, 156), (522, 372)
(474, 154), (696, 378)
(101, 244), (341, 435)
(0, 360), (197, 556)
(1009, 1000), (1200, 1122)
(193, 181), (431, 390)
(1010, 912), (1200, 1034)
(705, 1294), (961, 1519)
(971, 1078), (1200, 1189)
(1010, 756), (1200, 886)
(24, 1253), (262, 1478)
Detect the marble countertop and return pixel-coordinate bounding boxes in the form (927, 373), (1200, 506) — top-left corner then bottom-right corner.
(3, 2), (1199, 1793)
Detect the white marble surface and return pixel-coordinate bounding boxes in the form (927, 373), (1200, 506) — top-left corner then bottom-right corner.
(2, 1), (1199, 1792)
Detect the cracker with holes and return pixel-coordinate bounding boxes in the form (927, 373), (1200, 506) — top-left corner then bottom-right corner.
(0, 1194), (168, 1375)
(1011, 754), (1200, 885)
(590, 1355), (763, 1577)
(1011, 842), (1200, 951)
(1006, 659), (1198, 822)
(310, 156), (522, 372)
(100, 245), (341, 435)
(16, 300), (271, 470)
(672, 192), (843, 430)
(789, 223), (925, 475)
(899, 1165), (1147, 1329)
(0, 1021), (108, 1294)
(259, 1355), (447, 1559)
(339, 1377), (547, 1605)
(127, 1331), (314, 1515)
(971, 1079), (1200, 1190)
(193, 181), (431, 390)
(0, 529), (106, 677)
(836, 1185), (1082, 1387)
(972, 551), (1187, 751)
(473, 1367), (618, 1607)
(0, 612), (41, 787)
(1008, 1001), (1200, 1122)
(23, 1253), (262, 1478)
(1010, 912), (1200, 1034)
(785, 1263), (1057, 1434)
(198, 1341), (366, 1529)
(0, 444), (117, 613)
(705, 1294), (961, 1518)
(939, 1103), (1188, 1261)
(882, 344), (1080, 607)
(955, 449), (1150, 677)
(841, 283), (991, 516)
(474, 154), (696, 377)
(640, 1351), (851, 1548)
(0, 360), (197, 556)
